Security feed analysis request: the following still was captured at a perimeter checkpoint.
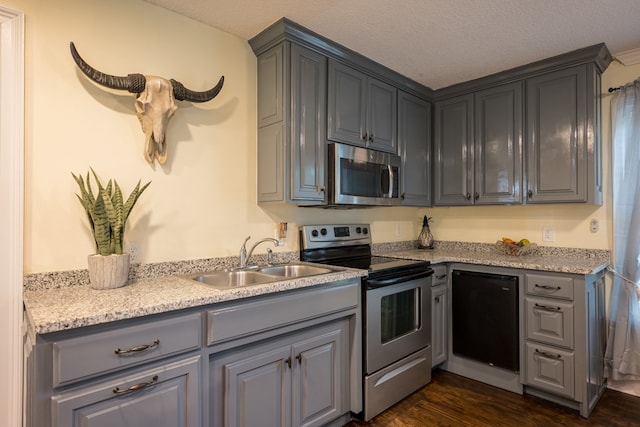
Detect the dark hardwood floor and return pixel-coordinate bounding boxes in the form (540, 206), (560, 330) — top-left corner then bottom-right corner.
(346, 369), (640, 426)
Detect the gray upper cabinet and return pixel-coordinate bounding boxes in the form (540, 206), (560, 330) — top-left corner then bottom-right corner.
(433, 94), (474, 205)
(525, 64), (602, 204)
(474, 83), (523, 204)
(434, 83), (522, 206)
(256, 42), (327, 204)
(328, 60), (398, 153)
(398, 91), (432, 206)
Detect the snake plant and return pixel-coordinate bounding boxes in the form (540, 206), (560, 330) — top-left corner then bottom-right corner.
(72, 169), (150, 256)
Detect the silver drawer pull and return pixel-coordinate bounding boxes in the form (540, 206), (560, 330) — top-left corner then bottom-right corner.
(534, 303), (561, 312)
(114, 339), (160, 356)
(534, 284), (561, 291)
(113, 375), (158, 395)
(436, 275), (447, 280)
(535, 349), (562, 359)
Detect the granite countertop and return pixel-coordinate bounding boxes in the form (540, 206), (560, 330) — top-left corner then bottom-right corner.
(23, 266), (366, 335)
(375, 242), (610, 275)
(23, 241), (610, 336)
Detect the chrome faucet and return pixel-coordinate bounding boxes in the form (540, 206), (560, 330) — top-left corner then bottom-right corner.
(239, 236), (279, 268)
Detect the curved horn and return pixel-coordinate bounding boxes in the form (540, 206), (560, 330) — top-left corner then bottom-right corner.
(69, 42), (146, 94)
(170, 76), (224, 103)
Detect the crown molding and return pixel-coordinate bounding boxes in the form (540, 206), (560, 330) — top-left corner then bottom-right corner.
(614, 47), (640, 66)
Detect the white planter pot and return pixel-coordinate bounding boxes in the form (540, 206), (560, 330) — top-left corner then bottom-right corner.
(87, 253), (130, 290)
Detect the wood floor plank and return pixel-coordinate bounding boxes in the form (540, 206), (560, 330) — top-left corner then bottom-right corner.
(346, 369), (640, 426)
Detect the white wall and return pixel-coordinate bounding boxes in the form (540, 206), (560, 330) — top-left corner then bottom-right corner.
(10, 0), (639, 276)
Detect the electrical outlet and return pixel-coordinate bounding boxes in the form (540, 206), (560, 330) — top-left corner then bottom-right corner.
(124, 242), (140, 263)
(542, 226), (555, 242)
(590, 219), (599, 233)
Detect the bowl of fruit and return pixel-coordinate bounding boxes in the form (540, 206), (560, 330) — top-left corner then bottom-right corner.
(496, 237), (537, 256)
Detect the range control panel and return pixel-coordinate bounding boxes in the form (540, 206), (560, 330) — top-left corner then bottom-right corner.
(300, 224), (372, 250)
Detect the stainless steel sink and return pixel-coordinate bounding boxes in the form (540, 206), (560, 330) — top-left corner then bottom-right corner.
(258, 264), (333, 278)
(190, 270), (277, 288)
(187, 263), (338, 290)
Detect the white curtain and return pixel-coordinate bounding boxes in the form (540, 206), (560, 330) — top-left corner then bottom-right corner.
(605, 78), (640, 381)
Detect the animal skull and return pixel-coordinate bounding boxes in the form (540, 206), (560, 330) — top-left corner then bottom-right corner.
(70, 42), (224, 165)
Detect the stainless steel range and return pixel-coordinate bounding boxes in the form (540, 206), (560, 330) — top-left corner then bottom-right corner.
(299, 224), (433, 421)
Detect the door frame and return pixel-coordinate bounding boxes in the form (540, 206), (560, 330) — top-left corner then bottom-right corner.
(0, 5), (24, 426)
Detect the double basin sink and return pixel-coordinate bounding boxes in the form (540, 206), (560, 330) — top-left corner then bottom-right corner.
(187, 263), (337, 290)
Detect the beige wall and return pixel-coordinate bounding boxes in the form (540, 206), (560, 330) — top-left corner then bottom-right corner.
(13, 0), (640, 274)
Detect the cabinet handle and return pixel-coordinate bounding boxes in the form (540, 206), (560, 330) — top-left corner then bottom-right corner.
(114, 339), (160, 356)
(436, 275), (447, 280)
(534, 349), (562, 360)
(285, 357), (292, 369)
(113, 375), (158, 395)
(534, 303), (562, 312)
(534, 284), (561, 291)
(296, 354), (302, 364)
(435, 296), (440, 303)
(474, 192), (479, 201)
(466, 193), (472, 201)
(527, 189), (533, 198)
(368, 134), (374, 142)
(362, 133), (368, 141)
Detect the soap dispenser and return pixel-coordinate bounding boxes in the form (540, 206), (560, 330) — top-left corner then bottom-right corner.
(418, 215), (434, 249)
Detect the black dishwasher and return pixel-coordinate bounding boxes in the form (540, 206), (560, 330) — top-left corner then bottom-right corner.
(452, 270), (519, 372)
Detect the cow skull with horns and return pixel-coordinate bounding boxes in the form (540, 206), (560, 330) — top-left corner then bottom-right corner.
(70, 42), (224, 165)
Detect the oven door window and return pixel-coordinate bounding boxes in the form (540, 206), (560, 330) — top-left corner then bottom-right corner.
(340, 158), (398, 198)
(380, 288), (420, 343)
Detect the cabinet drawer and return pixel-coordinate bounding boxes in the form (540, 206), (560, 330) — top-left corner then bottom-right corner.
(208, 281), (358, 346)
(53, 313), (201, 387)
(431, 264), (448, 286)
(525, 342), (575, 399)
(52, 355), (201, 427)
(525, 297), (574, 349)
(526, 273), (573, 300)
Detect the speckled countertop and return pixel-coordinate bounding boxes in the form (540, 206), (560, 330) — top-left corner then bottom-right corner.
(23, 265), (366, 335)
(374, 241), (610, 275)
(23, 241), (609, 336)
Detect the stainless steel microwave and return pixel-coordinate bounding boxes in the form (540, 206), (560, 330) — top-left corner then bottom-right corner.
(327, 143), (401, 207)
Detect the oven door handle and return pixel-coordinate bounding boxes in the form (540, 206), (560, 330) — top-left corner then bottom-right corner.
(367, 270), (432, 289)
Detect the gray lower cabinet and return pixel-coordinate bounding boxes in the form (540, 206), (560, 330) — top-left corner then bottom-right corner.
(523, 271), (606, 417)
(256, 42), (327, 204)
(431, 264), (448, 367)
(398, 91), (432, 206)
(525, 64), (602, 204)
(51, 355), (201, 427)
(211, 319), (349, 427)
(328, 60), (397, 153)
(24, 312), (203, 427)
(434, 82), (522, 206)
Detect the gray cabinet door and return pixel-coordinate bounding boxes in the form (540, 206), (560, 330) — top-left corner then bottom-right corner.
(526, 65), (588, 203)
(328, 60), (397, 153)
(474, 83), (523, 204)
(328, 61), (367, 147)
(292, 321), (347, 427)
(367, 78), (397, 153)
(431, 284), (448, 367)
(398, 91), (431, 206)
(224, 345), (292, 427)
(433, 94), (474, 205)
(52, 355), (201, 427)
(290, 44), (327, 201)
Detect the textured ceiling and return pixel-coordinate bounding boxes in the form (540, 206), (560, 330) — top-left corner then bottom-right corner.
(144, 0), (640, 89)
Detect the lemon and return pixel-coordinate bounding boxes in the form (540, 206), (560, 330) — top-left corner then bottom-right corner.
(518, 238), (530, 247)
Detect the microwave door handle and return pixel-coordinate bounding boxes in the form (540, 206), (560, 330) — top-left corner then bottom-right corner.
(386, 164), (394, 198)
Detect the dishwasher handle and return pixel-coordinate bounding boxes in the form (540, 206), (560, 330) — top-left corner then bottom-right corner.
(367, 269), (432, 289)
